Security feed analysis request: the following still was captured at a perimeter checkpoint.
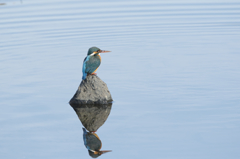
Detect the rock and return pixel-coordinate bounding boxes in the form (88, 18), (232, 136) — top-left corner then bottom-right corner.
(71, 103), (112, 132)
(69, 75), (113, 105)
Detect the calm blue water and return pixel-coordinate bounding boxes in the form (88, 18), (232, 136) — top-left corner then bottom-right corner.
(1, 0), (240, 158)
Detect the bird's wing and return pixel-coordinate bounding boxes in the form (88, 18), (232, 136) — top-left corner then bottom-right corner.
(86, 133), (102, 151)
(84, 55), (101, 74)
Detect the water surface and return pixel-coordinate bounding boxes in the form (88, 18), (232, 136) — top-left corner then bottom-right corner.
(1, 0), (240, 159)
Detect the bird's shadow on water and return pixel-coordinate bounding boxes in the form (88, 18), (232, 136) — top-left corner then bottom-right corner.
(70, 103), (112, 158)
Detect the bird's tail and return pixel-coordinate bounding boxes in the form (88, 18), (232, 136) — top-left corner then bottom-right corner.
(82, 73), (87, 80)
(82, 127), (88, 134)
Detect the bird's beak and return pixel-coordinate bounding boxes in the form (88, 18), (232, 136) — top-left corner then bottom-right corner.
(93, 150), (112, 155)
(100, 150), (112, 154)
(100, 50), (111, 53)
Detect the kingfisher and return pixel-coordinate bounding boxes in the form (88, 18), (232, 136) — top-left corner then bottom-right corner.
(82, 47), (110, 80)
(82, 128), (111, 158)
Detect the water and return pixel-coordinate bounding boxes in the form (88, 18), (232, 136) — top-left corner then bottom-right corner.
(1, 0), (240, 158)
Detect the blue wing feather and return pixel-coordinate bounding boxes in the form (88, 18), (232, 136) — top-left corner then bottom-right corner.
(82, 128), (92, 150)
(82, 55), (101, 80)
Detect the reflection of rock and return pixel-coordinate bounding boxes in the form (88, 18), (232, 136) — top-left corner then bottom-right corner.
(70, 103), (112, 132)
(69, 75), (113, 105)
(83, 128), (111, 158)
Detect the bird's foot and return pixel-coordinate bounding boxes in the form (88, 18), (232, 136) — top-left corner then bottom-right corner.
(90, 131), (97, 133)
(91, 73), (97, 75)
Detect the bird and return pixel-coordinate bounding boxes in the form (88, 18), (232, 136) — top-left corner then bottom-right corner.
(82, 47), (110, 80)
(82, 128), (111, 158)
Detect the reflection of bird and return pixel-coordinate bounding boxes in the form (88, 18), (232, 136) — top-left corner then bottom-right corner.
(82, 47), (110, 80)
(82, 128), (111, 158)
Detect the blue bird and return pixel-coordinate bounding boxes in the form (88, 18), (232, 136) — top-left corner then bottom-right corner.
(82, 128), (111, 158)
(82, 47), (110, 80)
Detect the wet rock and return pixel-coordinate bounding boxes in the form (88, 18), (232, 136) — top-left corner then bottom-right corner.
(69, 75), (113, 105)
(71, 103), (112, 132)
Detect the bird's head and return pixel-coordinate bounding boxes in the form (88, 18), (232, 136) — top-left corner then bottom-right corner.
(87, 46), (110, 56)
